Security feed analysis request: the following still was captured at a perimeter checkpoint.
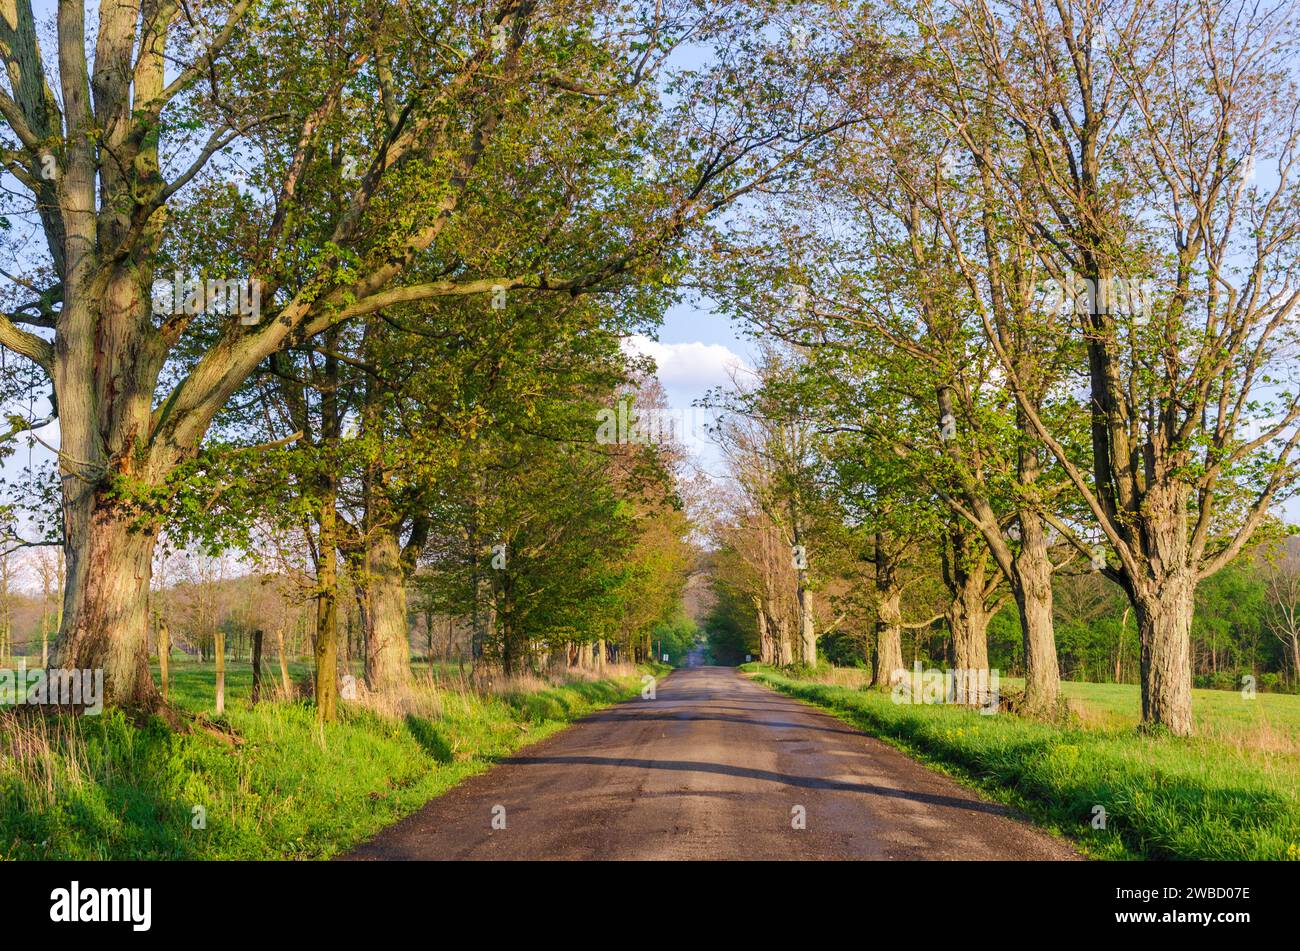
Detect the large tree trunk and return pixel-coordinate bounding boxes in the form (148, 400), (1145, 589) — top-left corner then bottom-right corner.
(46, 231), (160, 702)
(947, 599), (990, 671)
(755, 596), (774, 664)
(792, 521), (816, 666)
(362, 527), (413, 694)
(55, 497), (161, 710)
(872, 586), (905, 689)
(1112, 485), (1197, 735)
(871, 535), (905, 689)
(945, 524), (991, 685)
(776, 613), (793, 665)
(797, 585), (816, 666)
(355, 314), (420, 696)
(1014, 509), (1060, 716)
(1132, 571), (1195, 735)
(946, 591), (990, 706)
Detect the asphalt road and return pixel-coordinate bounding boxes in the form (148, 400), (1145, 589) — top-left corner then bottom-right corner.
(346, 666), (1079, 860)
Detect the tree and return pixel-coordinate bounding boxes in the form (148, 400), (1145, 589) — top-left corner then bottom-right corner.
(1264, 542), (1300, 686)
(0, 0), (850, 709)
(819, 430), (945, 688)
(709, 349), (825, 665)
(900, 0), (1300, 733)
(705, 478), (799, 665)
(706, 12), (1088, 711)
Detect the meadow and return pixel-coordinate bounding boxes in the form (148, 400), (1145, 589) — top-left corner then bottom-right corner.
(744, 665), (1300, 860)
(0, 657), (658, 860)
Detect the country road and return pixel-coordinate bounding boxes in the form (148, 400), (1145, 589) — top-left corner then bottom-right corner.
(346, 667), (1079, 860)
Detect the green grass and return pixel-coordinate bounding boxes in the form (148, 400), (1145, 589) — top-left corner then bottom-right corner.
(0, 658), (659, 860)
(1011, 677), (1300, 742)
(744, 664), (1300, 861)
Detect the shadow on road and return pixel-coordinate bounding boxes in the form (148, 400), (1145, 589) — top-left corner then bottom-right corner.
(580, 709), (864, 738)
(498, 753), (1015, 817)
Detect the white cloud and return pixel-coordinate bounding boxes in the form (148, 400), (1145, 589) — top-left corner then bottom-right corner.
(623, 335), (749, 389)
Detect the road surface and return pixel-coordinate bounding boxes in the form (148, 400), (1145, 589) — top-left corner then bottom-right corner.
(346, 666), (1079, 860)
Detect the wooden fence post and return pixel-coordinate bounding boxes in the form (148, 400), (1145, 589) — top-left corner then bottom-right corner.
(215, 630), (226, 715)
(251, 629), (264, 705)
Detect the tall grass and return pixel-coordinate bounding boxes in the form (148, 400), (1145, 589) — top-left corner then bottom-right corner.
(0, 661), (654, 860)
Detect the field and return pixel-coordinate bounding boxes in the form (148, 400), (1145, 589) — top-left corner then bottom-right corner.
(745, 665), (1300, 860)
(1041, 678), (1300, 748)
(0, 658), (659, 860)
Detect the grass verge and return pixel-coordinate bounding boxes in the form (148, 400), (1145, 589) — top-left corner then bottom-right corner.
(744, 664), (1300, 860)
(0, 660), (662, 860)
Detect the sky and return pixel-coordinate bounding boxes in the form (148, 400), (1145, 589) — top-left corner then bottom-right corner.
(625, 299), (755, 481)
